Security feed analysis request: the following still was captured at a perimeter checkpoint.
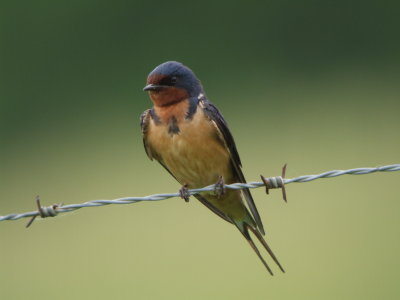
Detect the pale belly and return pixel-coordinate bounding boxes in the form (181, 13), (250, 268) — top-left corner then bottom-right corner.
(147, 110), (233, 188)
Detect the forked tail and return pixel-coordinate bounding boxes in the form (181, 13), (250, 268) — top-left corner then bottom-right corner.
(232, 219), (285, 275)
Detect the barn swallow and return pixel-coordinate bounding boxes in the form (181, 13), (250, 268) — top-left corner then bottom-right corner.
(141, 61), (284, 275)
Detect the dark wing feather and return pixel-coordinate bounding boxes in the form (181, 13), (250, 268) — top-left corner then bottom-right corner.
(201, 99), (266, 235)
(140, 109), (154, 160)
(194, 194), (233, 224)
(141, 110), (177, 178)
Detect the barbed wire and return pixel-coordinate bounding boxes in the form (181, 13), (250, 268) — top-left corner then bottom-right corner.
(1, 164), (399, 227)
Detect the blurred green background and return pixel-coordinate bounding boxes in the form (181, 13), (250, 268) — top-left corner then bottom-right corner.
(1, 1), (399, 299)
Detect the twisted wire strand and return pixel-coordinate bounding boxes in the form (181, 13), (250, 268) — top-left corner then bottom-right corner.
(1, 164), (399, 224)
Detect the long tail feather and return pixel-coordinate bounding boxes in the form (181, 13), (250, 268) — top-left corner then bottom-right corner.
(231, 219), (284, 275)
(240, 225), (274, 275)
(247, 225), (285, 273)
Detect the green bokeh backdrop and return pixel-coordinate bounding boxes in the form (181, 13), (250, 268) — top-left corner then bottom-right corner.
(1, 1), (399, 299)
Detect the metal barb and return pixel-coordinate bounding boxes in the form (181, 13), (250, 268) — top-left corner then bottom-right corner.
(281, 164), (287, 202)
(260, 164), (288, 203)
(26, 196), (61, 228)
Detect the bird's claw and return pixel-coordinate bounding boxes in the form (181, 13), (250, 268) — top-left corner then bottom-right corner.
(214, 176), (226, 199)
(179, 184), (190, 202)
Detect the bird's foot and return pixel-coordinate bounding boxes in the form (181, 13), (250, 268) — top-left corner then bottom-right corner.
(179, 184), (190, 202)
(214, 176), (225, 199)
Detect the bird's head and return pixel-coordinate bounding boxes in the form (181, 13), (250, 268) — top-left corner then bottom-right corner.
(143, 61), (203, 107)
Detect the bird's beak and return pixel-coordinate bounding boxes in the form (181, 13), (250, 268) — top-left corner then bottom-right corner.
(143, 84), (165, 92)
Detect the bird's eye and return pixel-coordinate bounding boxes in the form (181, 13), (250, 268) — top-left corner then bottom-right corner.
(170, 76), (177, 84)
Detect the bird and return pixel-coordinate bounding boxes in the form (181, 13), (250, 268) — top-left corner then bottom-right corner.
(141, 61), (284, 275)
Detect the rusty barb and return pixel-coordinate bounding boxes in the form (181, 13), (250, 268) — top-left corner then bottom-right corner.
(26, 196), (62, 228)
(261, 164), (288, 202)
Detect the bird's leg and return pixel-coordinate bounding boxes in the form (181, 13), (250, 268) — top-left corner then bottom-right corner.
(214, 175), (226, 199)
(179, 184), (190, 202)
